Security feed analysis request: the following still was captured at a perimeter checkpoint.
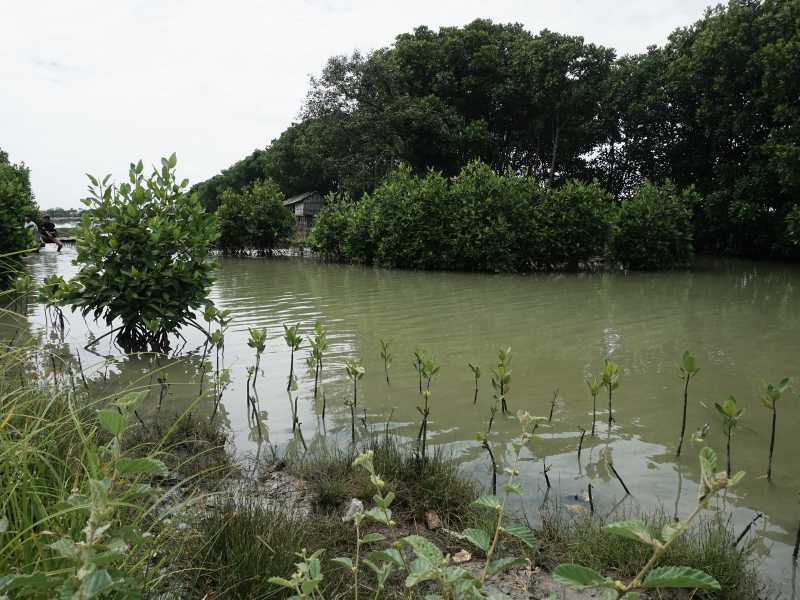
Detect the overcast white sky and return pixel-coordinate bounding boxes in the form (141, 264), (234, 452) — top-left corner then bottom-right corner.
(2, 0), (711, 209)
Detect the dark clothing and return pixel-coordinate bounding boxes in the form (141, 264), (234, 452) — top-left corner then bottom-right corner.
(40, 222), (57, 236)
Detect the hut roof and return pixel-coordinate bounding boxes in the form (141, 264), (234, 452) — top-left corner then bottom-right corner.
(283, 191), (319, 207)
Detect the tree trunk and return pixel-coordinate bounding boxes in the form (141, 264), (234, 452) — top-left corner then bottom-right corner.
(548, 109), (560, 185)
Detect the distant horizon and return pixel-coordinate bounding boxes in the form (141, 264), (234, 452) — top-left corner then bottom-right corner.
(3, 1), (713, 210)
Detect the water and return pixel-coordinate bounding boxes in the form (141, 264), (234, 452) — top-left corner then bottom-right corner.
(15, 248), (800, 595)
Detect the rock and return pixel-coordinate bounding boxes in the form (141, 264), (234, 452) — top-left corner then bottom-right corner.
(343, 498), (364, 522)
(452, 549), (472, 563)
(425, 510), (442, 530)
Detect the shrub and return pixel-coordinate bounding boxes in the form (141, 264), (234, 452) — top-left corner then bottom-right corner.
(60, 154), (218, 352)
(0, 150), (38, 287)
(530, 179), (612, 269)
(611, 180), (695, 270)
(217, 178), (294, 255)
(308, 193), (357, 260)
(448, 161), (539, 272)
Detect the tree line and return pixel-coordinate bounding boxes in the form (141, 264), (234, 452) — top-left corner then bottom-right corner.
(192, 0), (800, 261)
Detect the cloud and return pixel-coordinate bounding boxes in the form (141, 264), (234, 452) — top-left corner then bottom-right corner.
(0, 0), (711, 208)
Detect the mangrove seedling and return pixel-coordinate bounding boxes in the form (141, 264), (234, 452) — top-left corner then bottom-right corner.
(412, 347), (425, 394)
(477, 407), (498, 494)
(469, 362), (481, 404)
(307, 321), (328, 398)
(345, 359), (365, 444)
(715, 395), (743, 475)
(602, 358), (620, 428)
(246, 328), (267, 438)
(415, 354), (440, 462)
(491, 347), (512, 415)
(676, 350), (701, 458)
(548, 388), (560, 422)
(760, 377), (792, 480)
(379, 338), (392, 385)
(553, 446), (744, 599)
(283, 323), (303, 392)
(586, 373), (601, 435)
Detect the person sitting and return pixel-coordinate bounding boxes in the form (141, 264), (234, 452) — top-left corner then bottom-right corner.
(39, 215), (63, 251)
(24, 215), (41, 251)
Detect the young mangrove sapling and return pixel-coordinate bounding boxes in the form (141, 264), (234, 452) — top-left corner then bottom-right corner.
(715, 395), (743, 476)
(469, 363), (481, 404)
(759, 377), (791, 481)
(491, 347), (512, 415)
(586, 373), (601, 436)
(345, 359), (365, 444)
(379, 338), (392, 385)
(283, 323), (303, 392)
(676, 350), (700, 458)
(601, 358), (620, 429)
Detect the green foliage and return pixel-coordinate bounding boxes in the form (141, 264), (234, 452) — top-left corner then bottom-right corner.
(292, 412), (544, 600)
(529, 179), (613, 269)
(611, 181), (695, 270)
(217, 178), (294, 254)
(0, 361), (171, 600)
(56, 155), (218, 352)
(0, 149), (38, 287)
(553, 447), (742, 598)
(310, 162), (615, 272)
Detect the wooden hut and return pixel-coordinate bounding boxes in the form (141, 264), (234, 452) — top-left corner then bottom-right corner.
(283, 191), (324, 236)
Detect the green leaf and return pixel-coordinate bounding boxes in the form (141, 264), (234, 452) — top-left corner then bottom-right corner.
(114, 458), (168, 476)
(331, 556), (354, 570)
(48, 538), (78, 560)
(364, 507), (391, 525)
(606, 520), (658, 546)
(699, 447), (717, 476)
(97, 408), (125, 436)
(472, 495), (502, 511)
(462, 528), (491, 552)
(0, 572), (59, 592)
(552, 564), (611, 589)
(401, 535), (444, 567)
(487, 557), (527, 577)
(360, 532), (386, 544)
(642, 566), (721, 590)
(621, 593), (641, 599)
(405, 558), (437, 587)
(367, 548), (403, 566)
(77, 569), (113, 597)
(501, 523), (537, 549)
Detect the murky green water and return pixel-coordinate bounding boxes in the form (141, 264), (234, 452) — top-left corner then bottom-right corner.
(15, 249), (800, 595)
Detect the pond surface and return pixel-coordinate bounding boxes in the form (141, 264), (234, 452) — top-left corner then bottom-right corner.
(16, 248), (800, 596)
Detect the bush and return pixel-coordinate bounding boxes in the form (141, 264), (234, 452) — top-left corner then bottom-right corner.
(308, 192), (358, 261)
(0, 149), (38, 287)
(217, 178), (294, 254)
(530, 179), (612, 269)
(60, 154), (218, 352)
(611, 180), (695, 270)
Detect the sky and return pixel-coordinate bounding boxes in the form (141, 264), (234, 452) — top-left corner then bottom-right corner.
(2, 0), (712, 209)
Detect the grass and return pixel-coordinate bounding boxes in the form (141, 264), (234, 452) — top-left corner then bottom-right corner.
(287, 433), (479, 525)
(123, 410), (237, 483)
(534, 508), (763, 600)
(177, 497), (358, 599)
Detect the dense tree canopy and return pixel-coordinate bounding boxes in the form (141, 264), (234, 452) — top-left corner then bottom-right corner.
(0, 148), (38, 287)
(196, 0), (800, 260)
